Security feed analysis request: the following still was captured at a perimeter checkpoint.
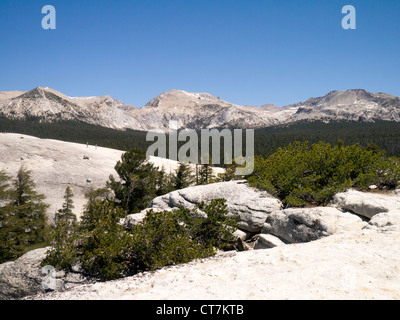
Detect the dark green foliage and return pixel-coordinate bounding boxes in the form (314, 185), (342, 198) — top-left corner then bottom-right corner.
(371, 156), (400, 189)
(173, 163), (195, 189)
(130, 209), (214, 272)
(155, 167), (174, 196)
(0, 167), (49, 263)
(254, 120), (400, 158)
(45, 195), (133, 280)
(42, 197), (236, 281)
(0, 171), (12, 262)
(0, 171), (11, 219)
(178, 199), (238, 249)
(130, 198), (236, 272)
(42, 219), (78, 271)
(218, 159), (239, 182)
(42, 150), (240, 280)
(197, 164), (215, 185)
(108, 148), (159, 214)
(0, 170), (11, 201)
(9, 167), (49, 253)
(80, 187), (113, 231)
(248, 141), (400, 207)
(3, 117), (400, 159)
(43, 151), (237, 280)
(43, 187), (78, 270)
(55, 186), (76, 223)
(79, 200), (133, 281)
(0, 118), (151, 152)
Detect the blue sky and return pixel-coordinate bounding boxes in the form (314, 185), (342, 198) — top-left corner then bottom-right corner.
(0, 0), (399, 107)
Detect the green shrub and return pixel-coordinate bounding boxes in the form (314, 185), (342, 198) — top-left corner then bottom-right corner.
(107, 148), (159, 214)
(130, 199), (237, 272)
(248, 141), (400, 207)
(79, 200), (133, 281)
(42, 187), (78, 271)
(44, 198), (133, 281)
(130, 209), (214, 272)
(42, 197), (237, 281)
(178, 199), (238, 249)
(42, 219), (78, 271)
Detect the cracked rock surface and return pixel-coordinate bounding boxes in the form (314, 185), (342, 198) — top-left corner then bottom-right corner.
(125, 181), (283, 232)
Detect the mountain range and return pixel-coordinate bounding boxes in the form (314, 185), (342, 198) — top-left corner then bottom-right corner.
(1, 87), (400, 131)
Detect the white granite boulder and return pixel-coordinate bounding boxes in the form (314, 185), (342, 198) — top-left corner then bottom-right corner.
(262, 207), (365, 243)
(0, 247), (92, 300)
(254, 233), (286, 249)
(332, 189), (400, 219)
(365, 210), (400, 232)
(125, 180), (283, 233)
(0, 248), (50, 300)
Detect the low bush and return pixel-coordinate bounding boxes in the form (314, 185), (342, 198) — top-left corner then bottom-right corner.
(43, 198), (237, 281)
(248, 141), (400, 207)
(129, 209), (215, 272)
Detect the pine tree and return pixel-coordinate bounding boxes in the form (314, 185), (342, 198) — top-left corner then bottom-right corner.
(198, 163), (214, 185)
(173, 163), (195, 190)
(1, 167), (49, 261)
(81, 187), (112, 231)
(107, 148), (158, 214)
(79, 200), (132, 280)
(218, 159), (238, 182)
(195, 163), (200, 185)
(55, 186), (76, 223)
(43, 187), (78, 270)
(0, 171), (12, 263)
(155, 167), (174, 196)
(43, 218), (77, 270)
(0, 170), (11, 202)
(0, 170), (11, 221)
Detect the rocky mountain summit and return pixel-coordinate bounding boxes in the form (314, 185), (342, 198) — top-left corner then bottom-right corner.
(0, 87), (145, 130)
(287, 89), (400, 123)
(1, 87), (400, 131)
(134, 89), (283, 130)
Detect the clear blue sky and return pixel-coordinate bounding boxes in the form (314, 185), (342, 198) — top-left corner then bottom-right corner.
(0, 0), (399, 107)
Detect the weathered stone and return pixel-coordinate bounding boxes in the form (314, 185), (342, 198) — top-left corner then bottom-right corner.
(0, 247), (93, 300)
(332, 189), (400, 219)
(365, 210), (400, 232)
(232, 229), (251, 241)
(0, 247), (49, 300)
(124, 211), (148, 229)
(41, 265), (65, 292)
(254, 234), (286, 249)
(235, 238), (252, 251)
(262, 207), (365, 243)
(124, 180), (283, 233)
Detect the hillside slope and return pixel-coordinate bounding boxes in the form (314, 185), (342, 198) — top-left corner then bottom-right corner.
(0, 133), (222, 220)
(0, 133), (124, 219)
